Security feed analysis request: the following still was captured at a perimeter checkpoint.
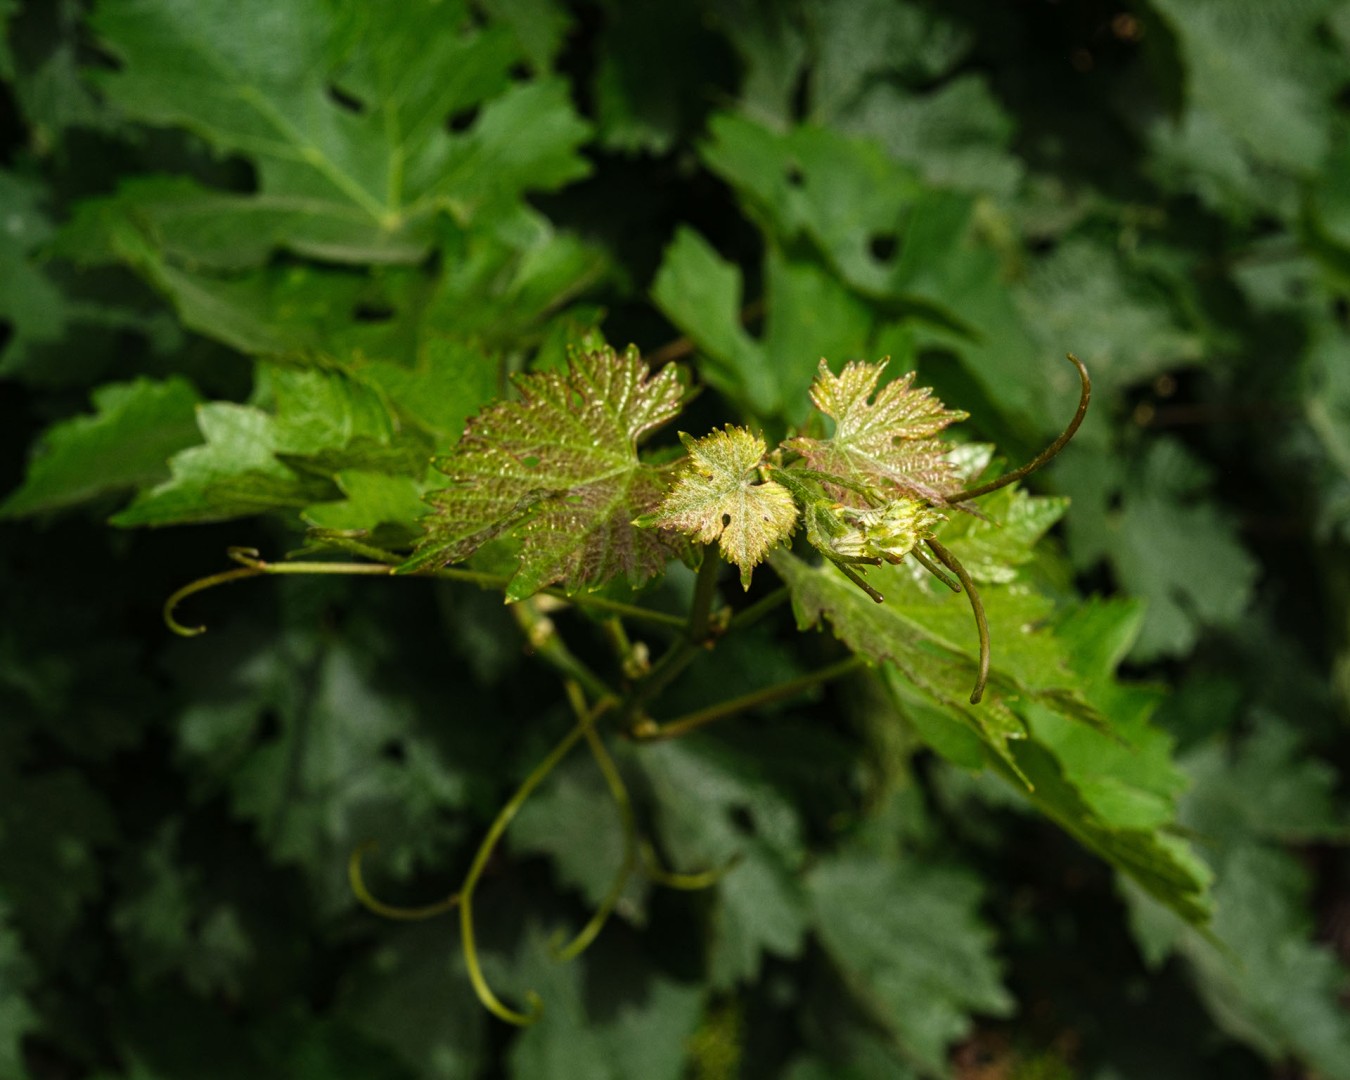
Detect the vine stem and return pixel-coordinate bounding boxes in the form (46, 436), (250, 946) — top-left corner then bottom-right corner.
(727, 586), (790, 632)
(549, 682), (638, 962)
(631, 655), (868, 742)
(510, 601), (619, 706)
(458, 697), (615, 1025)
(623, 546), (725, 724)
(162, 550), (684, 636)
(347, 841), (460, 921)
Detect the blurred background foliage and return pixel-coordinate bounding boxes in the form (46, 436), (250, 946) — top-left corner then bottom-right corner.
(1, 0), (1349, 1077)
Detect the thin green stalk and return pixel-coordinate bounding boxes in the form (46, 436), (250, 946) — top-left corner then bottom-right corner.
(164, 553), (684, 637)
(632, 655), (868, 742)
(624, 547), (724, 721)
(686, 545), (723, 644)
(511, 602), (618, 706)
(924, 537), (990, 704)
(551, 720), (638, 961)
(458, 699), (613, 1025)
(727, 586), (789, 632)
(949, 353), (1091, 503)
(347, 841), (460, 921)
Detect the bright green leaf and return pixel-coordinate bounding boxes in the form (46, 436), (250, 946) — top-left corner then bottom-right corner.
(1, 376), (202, 518)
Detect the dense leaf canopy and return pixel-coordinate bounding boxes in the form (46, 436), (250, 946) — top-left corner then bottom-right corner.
(2, 1), (1348, 1078)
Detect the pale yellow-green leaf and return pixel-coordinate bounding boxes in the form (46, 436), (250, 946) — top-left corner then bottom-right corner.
(786, 358), (968, 503)
(640, 427), (798, 589)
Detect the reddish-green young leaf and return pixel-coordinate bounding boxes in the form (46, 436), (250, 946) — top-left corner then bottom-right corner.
(400, 345), (685, 599)
(637, 426), (798, 589)
(785, 359), (968, 503)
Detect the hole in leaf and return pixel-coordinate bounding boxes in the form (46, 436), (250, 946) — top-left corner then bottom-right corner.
(729, 806), (754, 833)
(380, 740), (407, 763)
(784, 164), (805, 188)
(255, 709), (282, 744)
(1334, 296), (1348, 328)
(721, 513), (731, 527)
(446, 105), (480, 134)
(1106, 490), (1124, 513)
(868, 233), (899, 263)
(352, 303), (395, 323)
(523, 455), (541, 469)
(326, 83), (366, 114)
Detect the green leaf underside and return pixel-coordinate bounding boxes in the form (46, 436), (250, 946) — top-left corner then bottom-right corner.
(401, 346), (685, 598)
(771, 549), (1212, 924)
(87, 0), (592, 265)
(639, 426), (798, 589)
(786, 359), (968, 504)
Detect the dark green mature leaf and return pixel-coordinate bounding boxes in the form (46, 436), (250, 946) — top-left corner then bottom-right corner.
(1146, 0), (1341, 174)
(772, 543), (1212, 923)
(112, 823), (252, 998)
(700, 114), (1057, 433)
(1113, 440), (1259, 661)
(1, 376), (202, 518)
(509, 749), (642, 914)
(639, 426), (798, 590)
(650, 228), (874, 423)
(1124, 723), (1350, 1077)
(505, 926), (704, 1080)
(0, 900), (38, 1080)
(808, 853), (1012, 1075)
(1015, 237), (1205, 399)
(836, 75), (1023, 198)
(802, 0), (972, 120)
(0, 170), (73, 378)
(337, 924), (486, 1080)
(173, 628), (470, 905)
(88, 0), (590, 264)
(639, 738), (810, 989)
(785, 358), (968, 504)
(403, 346), (686, 599)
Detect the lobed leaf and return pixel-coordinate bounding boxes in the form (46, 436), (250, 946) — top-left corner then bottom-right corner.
(785, 358), (968, 504)
(637, 426), (798, 589)
(402, 345), (686, 599)
(87, 0), (591, 265)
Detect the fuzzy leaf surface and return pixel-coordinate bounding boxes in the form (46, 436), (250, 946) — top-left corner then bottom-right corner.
(639, 426), (798, 589)
(785, 359), (967, 503)
(403, 346), (684, 598)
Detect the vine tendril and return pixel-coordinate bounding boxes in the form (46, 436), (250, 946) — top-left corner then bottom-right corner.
(347, 841), (461, 921)
(950, 353), (1091, 504)
(457, 696), (614, 1025)
(923, 537), (990, 704)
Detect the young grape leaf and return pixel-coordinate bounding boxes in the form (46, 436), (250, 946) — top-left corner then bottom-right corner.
(637, 426), (798, 589)
(401, 345), (686, 599)
(785, 359), (968, 504)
